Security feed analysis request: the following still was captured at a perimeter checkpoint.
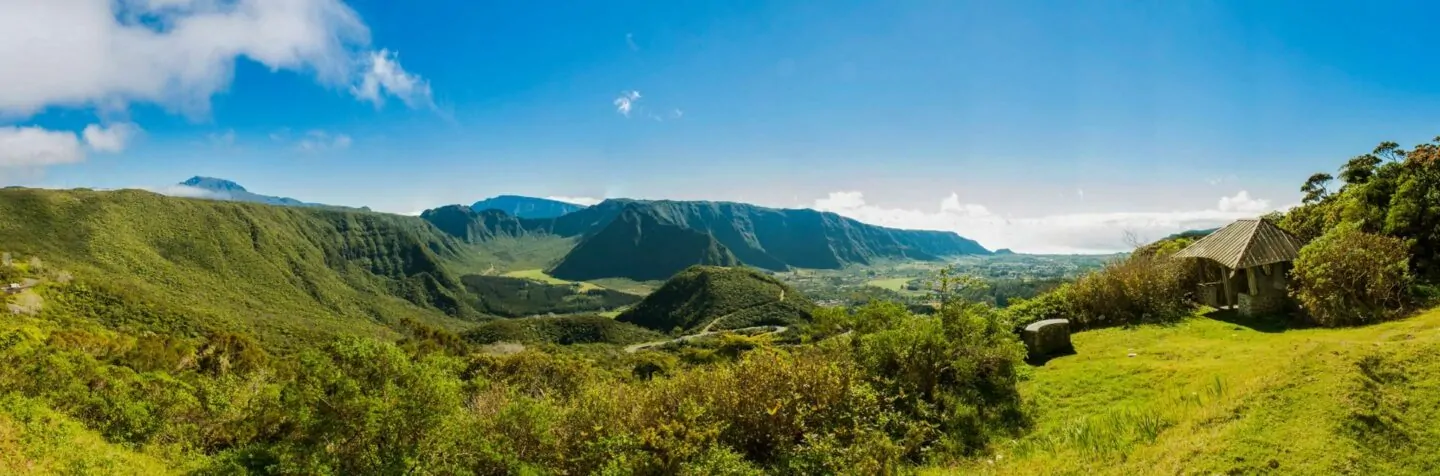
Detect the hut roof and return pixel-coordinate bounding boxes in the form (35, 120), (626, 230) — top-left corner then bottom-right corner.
(1170, 219), (1304, 269)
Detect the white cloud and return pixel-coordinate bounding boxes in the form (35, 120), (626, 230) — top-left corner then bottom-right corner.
(0, 0), (407, 117)
(614, 90), (641, 117)
(0, 126), (84, 167)
(810, 190), (1294, 254)
(545, 195), (602, 206)
(1216, 190), (1269, 213)
(81, 123), (140, 153)
(208, 129), (236, 146)
(296, 130), (351, 151)
(352, 49), (433, 108)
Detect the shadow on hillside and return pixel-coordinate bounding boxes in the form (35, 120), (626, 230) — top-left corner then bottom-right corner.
(1202, 309), (1294, 333)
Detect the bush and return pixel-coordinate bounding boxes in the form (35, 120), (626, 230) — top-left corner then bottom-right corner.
(1291, 228), (1412, 326)
(1064, 255), (1192, 328)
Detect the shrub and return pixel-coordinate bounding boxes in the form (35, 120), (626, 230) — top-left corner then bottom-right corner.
(1063, 255), (1191, 329)
(1291, 228), (1412, 326)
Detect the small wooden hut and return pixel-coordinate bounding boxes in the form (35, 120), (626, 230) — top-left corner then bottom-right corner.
(1171, 219), (1304, 316)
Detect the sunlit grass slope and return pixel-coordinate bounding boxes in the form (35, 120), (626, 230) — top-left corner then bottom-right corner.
(931, 308), (1440, 475)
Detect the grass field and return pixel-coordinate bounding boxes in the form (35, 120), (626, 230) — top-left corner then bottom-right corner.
(927, 308), (1440, 475)
(865, 277), (913, 291)
(501, 268), (604, 291)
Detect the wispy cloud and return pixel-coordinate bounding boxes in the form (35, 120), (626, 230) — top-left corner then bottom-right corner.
(614, 90), (641, 117)
(297, 130), (352, 152)
(811, 190), (1294, 254)
(352, 49), (434, 109)
(208, 129), (237, 147)
(545, 196), (603, 206)
(625, 33), (639, 51)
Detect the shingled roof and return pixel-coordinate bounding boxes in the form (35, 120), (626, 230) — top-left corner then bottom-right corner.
(1170, 219), (1304, 269)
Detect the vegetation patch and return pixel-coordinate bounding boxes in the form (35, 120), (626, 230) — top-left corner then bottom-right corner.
(461, 315), (664, 346)
(618, 265), (814, 333)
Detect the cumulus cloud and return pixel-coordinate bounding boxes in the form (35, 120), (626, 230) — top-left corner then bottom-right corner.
(0, 0), (431, 176)
(352, 49), (433, 108)
(296, 130), (352, 151)
(614, 90), (641, 117)
(82, 123), (140, 153)
(0, 126), (85, 167)
(810, 190), (1294, 254)
(1216, 190), (1270, 213)
(545, 195), (603, 206)
(0, 123), (137, 169)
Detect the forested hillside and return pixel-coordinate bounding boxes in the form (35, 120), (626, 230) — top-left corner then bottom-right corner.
(0, 188), (491, 349)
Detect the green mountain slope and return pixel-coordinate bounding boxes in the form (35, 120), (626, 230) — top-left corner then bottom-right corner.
(421, 205), (530, 243)
(0, 187), (484, 349)
(617, 265), (814, 332)
(548, 205), (741, 281)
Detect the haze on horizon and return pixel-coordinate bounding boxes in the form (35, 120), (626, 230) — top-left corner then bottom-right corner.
(4, 0), (1440, 253)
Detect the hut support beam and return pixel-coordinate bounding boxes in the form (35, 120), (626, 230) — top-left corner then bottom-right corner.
(1222, 265), (1234, 309)
(1247, 267), (1259, 295)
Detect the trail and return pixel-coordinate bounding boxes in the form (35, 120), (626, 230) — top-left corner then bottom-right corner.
(626, 288), (788, 353)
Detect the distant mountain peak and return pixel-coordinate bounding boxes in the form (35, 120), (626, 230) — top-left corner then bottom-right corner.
(172, 176), (369, 212)
(471, 195), (586, 219)
(181, 176), (248, 193)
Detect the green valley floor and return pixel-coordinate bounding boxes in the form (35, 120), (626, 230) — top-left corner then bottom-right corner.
(929, 308), (1440, 476)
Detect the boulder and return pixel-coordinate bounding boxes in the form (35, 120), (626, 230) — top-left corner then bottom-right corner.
(1022, 319), (1074, 361)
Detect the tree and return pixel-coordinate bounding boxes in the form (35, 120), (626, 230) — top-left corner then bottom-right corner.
(1300, 173), (1333, 204)
(1291, 228), (1412, 327)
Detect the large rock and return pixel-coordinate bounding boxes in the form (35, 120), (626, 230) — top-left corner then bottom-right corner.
(1023, 319), (1074, 361)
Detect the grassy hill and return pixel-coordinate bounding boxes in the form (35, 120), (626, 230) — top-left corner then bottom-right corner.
(0, 188), (501, 350)
(930, 308), (1440, 475)
(549, 205), (741, 281)
(461, 314), (663, 345)
(617, 265), (815, 333)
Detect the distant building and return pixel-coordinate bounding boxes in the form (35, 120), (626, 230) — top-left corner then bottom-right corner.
(1171, 218), (1304, 316)
(3, 283), (20, 295)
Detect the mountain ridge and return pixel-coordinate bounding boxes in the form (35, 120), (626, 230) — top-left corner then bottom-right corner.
(178, 176), (372, 212)
(421, 197), (990, 279)
(471, 195), (586, 219)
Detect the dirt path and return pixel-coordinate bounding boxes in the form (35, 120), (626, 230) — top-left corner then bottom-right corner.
(624, 325), (789, 353)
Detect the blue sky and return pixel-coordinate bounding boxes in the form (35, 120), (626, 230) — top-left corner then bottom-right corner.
(4, 0), (1440, 252)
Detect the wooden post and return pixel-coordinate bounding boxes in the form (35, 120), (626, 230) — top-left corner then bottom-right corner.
(1247, 267), (1258, 295)
(1222, 266), (1234, 309)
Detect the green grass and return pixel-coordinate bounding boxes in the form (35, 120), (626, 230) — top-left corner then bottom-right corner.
(502, 268), (603, 291)
(927, 308), (1440, 475)
(865, 277), (915, 292)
